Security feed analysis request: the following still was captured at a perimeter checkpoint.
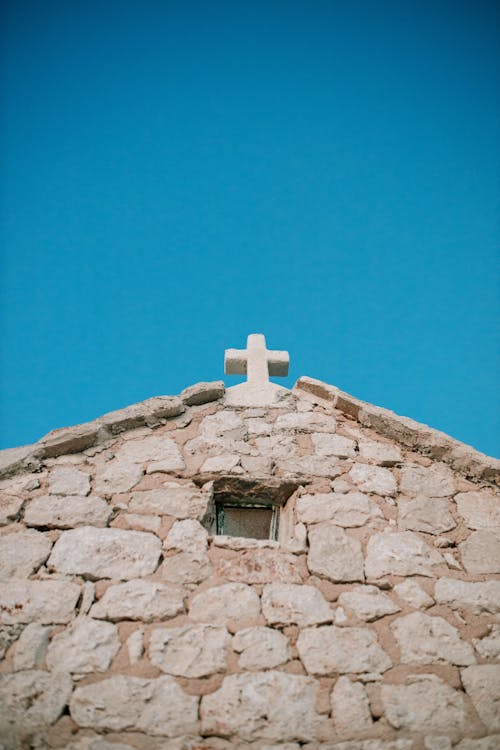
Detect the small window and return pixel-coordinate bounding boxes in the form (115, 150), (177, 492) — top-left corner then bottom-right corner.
(216, 501), (279, 540)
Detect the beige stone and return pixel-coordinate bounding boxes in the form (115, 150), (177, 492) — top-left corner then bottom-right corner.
(322, 743), (413, 750)
(189, 583), (260, 625)
(70, 674), (199, 736)
(165, 518), (208, 553)
(394, 579), (434, 609)
(381, 674), (465, 736)
(262, 583), (333, 626)
(274, 411), (336, 432)
(296, 491), (382, 527)
(399, 463), (456, 497)
(331, 676), (373, 734)
(0, 494), (24, 525)
(348, 464), (397, 496)
(233, 626), (290, 669)
(214, 548), (303, 584)
(199, 410), (248, 441)
(337, 586), (400, 621)
(255, 434), (298, 459)
(473, 624), (500, 659)
(278, 454), (344, 478)
(46, 616), (120, 673)
(397, 496), (456, 535)
(0, 528), (52, 579)
(357, 439), (402, 466)
(181, 380), (225, 406)
(149, 624), (230, 677)
(129, 483), (208, 519)
(48, 526), (161, 579)
(0, 670), (72, 741)
(48, 466), (90, 495)
(121, 512), (161, 532)
(312, 433), (356, 458)
(200, 671), (320, 741)
(13, 623), (51, 670)
(297, 625), (391, 675)
(434, 577), (500, 614)
(116, 432), (185, 469)
(211, 535), (279, 551)
(459, 530), (500, 574)
(161, 551), (212, 584)
(461, 664), (500, 731)
(65, 739), (135, 750)
(455, 490), (500, 532)
(455, 739), (500, 750)
(391, 612), (475, 666)
(365, 531), (444, 578)
(307, 523), (364, 582)
(0, 580), (81, 624)
(91, 579), (184, 621)
(93, 458), (143, 494)
(200, 454), (241, 472)
(126, 627), (144, 664)
(24, 494), (111, 528)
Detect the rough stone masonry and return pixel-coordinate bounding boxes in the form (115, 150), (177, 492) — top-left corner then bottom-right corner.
(0, 335), (499, 749)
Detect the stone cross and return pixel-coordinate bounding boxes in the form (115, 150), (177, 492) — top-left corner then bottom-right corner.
(225, 334), (289, 385)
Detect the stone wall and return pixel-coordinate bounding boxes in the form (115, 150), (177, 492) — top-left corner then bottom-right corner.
(0, 380), (499, 749)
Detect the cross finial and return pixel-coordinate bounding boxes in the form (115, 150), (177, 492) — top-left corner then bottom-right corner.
(224, 334), (290, 406)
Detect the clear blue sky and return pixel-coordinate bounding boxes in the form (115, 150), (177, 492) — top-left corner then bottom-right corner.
(1, 1), (499, 457)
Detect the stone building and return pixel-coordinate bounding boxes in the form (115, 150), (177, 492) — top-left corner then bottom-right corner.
(0, 334), (499, 750)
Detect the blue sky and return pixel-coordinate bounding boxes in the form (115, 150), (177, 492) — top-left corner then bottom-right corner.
(1, 0), (499, 457)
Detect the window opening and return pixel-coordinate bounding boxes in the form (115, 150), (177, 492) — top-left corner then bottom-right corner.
(216, 501), (279, 540)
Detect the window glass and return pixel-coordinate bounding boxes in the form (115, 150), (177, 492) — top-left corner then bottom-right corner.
(216, 503), (277, 539)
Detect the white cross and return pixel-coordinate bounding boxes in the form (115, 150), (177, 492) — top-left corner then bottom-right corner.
(225, 334), (289, 385)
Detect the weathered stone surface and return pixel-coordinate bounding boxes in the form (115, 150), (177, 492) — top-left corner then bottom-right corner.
(275, 411), (337, 433)
(91, 579), (184, 621)
(46, 616), (120, 673)
(459, 530), (500, 574)
(93, 459), (143, 494)
(312, 433), (356, 458)
(337, 586), (400, 621)
(181, 380), (225, 406)
(322, 743), (413, 750)
(391, 612), (475, 666)
(65, 739), (135, 750)
(381, 675), (465, 736)
(200, 671), (320, 741)
(262, 583), (332, 626)
(40, 421), (98, 457)
(98, 395), (184, 434)
(233, 626), (290, 669)
(0, 529), (52, 579)
(214, 549), (303, 584)
(48, 526), (161, 579)
(473, 625), (500, 659)
(199, 410), (248, 441)
(189, 583), (260, 625)
(48, 466), (90, 495)
(399, 463), (456, 497)
(461, 665), (500, 731)
(331, 676), (373, 734)
(200, 454), (241, 472)
(278, 454), (344, 478)
(296, 491), (382, 527)
(397, 496), (456, 535)
(121, 512), (161, 532)
(13, 623), (51, 670)
(24, 494), (111, 528)
(348, 464), (397, 496)
(212, 535), (279, 550)
(116, 433), (185, 468)
(307, 523), (364, 582)
(161, 552), (212, 584)
(297, 625), (391, 675)
(165, 518), (208, 553)
(255, 435), (298, 459)
(394, 579), (434, 609)
(0, 493), (24, 525)
(0, 623), (23, 658)
(434, 577), (500, 614)
(455, 739), (500, 750)
(357, 439), (402, 466)
(129, 483), (208, 519)
(127, 627), (144, 664)
(0, 580), (81, 624)
(149, 624), (230, 677)
(455, 490), (500, 532)
(0, 670), (72, 740)
(365, 531), (444, 578)
(70, 675), (198, 736)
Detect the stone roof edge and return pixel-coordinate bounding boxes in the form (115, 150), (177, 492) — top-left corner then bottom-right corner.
(294, 376), (500, 487)
(0, 381), (226, 480)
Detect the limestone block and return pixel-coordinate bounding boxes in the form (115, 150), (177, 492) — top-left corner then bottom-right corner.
(91, 579), (184, 621)
(24, 494), (111, 528)
(364, 531), (444, 578)
(65, 739), (135, 750)
(200, 454), (241, 472)
(337, 585), (400, 621)
(348, 464), (397, 496)
(381, 675), (465, 735)
(116, 433), (185, 468)
(0, 624), (23, 659)
(0, 493), (24, 525)
(262, 583), (332, 626)
(211, 535), (279, 550)
(149, 624), (230, 677)
(70, 674), (199, 736)
(455, 490), (500, 532)
(278, 454), (344, 478)
(397, 496), (456, 535)
(473, 625), (500, 659)
(48, 466), (90, 495)
(129, 483), (208, 519)
(121, 512), (161, 532)
(424, 739), (452, 750)
(312, 433), (356, 458)
(165, 519), (208, 553)
(246, 417), (273, 435)
(256, 435), (298, 459)
(93, 459), (143, 494)
(127, 627), (144, 664)
(47, 526), (161, 579)
(161, 552), (212, 584)
(200, 671), (320, 741)
(0, 670), (72, 740)
(455, 739), (500, 750)
(181, 380), (225, 406)
(0, 529), (52, 579)
(459, 530), (500, 574)
(331, 676), (373, 734)
(391, 611), (475, 666)
(434, 577), (500, 614)
(357, 439), (402, 466)
(394, 580), (434, 609)
(274, 411), (337, 432)
(214, 548), (303, 584)
(307, 523), (364, 582)
(399, 463), (456, 497)
(297, 625), (391, 675)
(297, 491), (382, 527)
(46, 617), (120, 673)
(199, 410), (248, 441)
(461, 664), (500, 731)
(0, 580), (81, 624)
(321, 743), (413, 750)
(13, 623), (51, 670)
(189, 583), (260, 625)
(233, 626), (290, 669)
